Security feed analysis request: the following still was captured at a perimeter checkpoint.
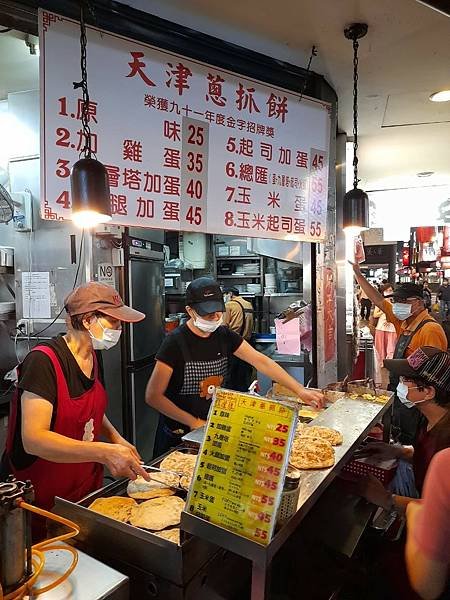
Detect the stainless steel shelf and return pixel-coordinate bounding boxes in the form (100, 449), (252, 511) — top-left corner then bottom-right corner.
(181, 394), (394, 599)
(216, 256), (260, 261)
(218, 274), (261, 278)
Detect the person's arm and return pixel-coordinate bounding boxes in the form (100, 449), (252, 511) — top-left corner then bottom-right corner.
(145, 361), (204, 429)
(406, 502), (448, 600)
(350, 262), (385, 310)
(101, 414), (141, 462)
(21, 392), (149, 480)
(355, 441), (414, 462)
(233, 340), (324, 408)
(356, 473), (413, 514)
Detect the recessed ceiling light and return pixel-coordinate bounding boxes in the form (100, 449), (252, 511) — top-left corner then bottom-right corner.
(429, 90), (450, 102)
(417, 171), (434, 177)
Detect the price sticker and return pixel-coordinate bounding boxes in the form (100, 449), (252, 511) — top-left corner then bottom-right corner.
(186, 388), (297, 545)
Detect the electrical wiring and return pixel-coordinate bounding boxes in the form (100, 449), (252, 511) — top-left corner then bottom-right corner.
(0, 502), (80, 600)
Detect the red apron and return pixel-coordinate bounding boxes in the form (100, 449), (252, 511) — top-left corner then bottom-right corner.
(5, 345), (107, 510)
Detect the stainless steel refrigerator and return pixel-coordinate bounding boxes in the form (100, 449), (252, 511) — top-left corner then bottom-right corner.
(122, 232), (165, 461)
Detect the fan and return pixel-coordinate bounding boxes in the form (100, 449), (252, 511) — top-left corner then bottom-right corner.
(0, 183), (14, 224)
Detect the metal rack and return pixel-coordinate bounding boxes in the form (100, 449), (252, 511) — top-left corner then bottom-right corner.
(181, 394), (394, 600)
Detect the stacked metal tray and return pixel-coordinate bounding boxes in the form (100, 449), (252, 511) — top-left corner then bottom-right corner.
(52, 447), (222, 596)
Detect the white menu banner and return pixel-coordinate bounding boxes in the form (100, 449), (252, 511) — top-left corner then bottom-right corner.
(39, 10), (331, 242)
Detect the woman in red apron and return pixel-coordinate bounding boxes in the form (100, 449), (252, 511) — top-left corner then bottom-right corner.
(1, 282), (149, 512)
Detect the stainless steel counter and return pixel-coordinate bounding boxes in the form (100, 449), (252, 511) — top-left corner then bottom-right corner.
(33, 543), (128, 599)
(181, 394), (393, 600)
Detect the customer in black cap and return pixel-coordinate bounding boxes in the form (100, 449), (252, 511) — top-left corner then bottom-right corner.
(351, 263), (447, 444)
(146, 277), (324, 456)
(353, 347), (450, 600)
(356, 346), (450, 510)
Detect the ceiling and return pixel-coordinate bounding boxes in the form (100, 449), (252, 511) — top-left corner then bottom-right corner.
(0, 0), (449, 192)
(127, 0), (450, 191)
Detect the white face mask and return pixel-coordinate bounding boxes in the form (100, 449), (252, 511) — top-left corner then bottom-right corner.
(396, 381), (427, 409)
(89, 318), (122, 350)
(392, 302), (413, 321)
(223, 293), (232, 304)
(193, 313), (223, 333)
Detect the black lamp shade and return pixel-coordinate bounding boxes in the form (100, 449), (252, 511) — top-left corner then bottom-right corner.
(343, 187), (369, 231)
(70, 158), (111, 225)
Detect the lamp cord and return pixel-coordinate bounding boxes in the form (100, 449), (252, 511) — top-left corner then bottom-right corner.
(73, 2), (94, 159)
(352, 36), (360, 190)
(299, 45), (318, 102)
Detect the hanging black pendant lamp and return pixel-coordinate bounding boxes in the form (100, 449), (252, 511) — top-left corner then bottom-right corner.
(343, 23), (369, 234)
(70, 2), (111, 228)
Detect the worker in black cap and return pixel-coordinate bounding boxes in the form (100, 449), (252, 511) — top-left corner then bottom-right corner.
(351, 263), (447, 444)
(146, 277), (324, 455)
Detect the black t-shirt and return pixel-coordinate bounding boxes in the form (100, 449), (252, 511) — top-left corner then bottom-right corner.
(3, 336), (104, 471)
(156, 324), (243, 402)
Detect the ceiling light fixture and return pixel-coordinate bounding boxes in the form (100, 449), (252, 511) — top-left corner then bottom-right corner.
(70, 1), (111, 229)
(343, 23), (369, 235)
(429, 90), (450, 102)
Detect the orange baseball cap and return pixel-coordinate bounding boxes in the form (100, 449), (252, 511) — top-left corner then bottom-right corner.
(64, 282), (145, 323)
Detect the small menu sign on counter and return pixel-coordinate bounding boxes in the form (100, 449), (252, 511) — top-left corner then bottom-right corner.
(186, 388), (297, 545)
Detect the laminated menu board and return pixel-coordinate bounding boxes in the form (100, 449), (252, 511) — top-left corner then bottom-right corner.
(186, 388), (297, 545)
(39, 10), (331, 241)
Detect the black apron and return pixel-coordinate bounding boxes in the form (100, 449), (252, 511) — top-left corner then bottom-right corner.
(390, 319), (434, 445)
(225, 299), (254, 392)
(153, 332), (229, 457)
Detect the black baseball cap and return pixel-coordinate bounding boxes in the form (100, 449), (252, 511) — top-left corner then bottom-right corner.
(384, 347), (450, 392)
(391, 282), (424, 301)
(223, 286), (239, 295)
(185, 277), (225, 316)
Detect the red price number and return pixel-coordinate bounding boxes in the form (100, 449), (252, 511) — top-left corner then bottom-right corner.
(264, 480), (277, 491)
(266, 466), (280, 476)
(275, 423), (288, 433)
(310, 177), (324, 194)
(186, 152), (203, 173)
(312, 153), (324, 170)
(186, 180), (203, 200)
(272, 437), (286, 447)
(255, 528), (268, 541)
(310, 221), (322, 238)
(269, 451), (283, 463)
(260, 495), (274, 506)
(257, 512), (271, 523)
(187, 124), (204, 146)
(185, 206), (202, 226)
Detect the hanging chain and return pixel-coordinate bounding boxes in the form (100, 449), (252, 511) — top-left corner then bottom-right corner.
(299, 45), (318, 102)
(73, 2), (94, 158)
(352, 37), (360, 189)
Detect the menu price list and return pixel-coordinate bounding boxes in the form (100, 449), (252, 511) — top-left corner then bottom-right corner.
(187, 389), (296, 546)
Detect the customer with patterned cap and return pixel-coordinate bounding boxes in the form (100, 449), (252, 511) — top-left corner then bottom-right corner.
(1, 282), (150, 517)
(356, 347), (450, 512)
(351, 262), (447, 444)
(146, 277), (324, 455)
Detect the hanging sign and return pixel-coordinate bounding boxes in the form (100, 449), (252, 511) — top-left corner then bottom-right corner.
(39, 10), (331, 241)
(186, 388), (297, 545)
